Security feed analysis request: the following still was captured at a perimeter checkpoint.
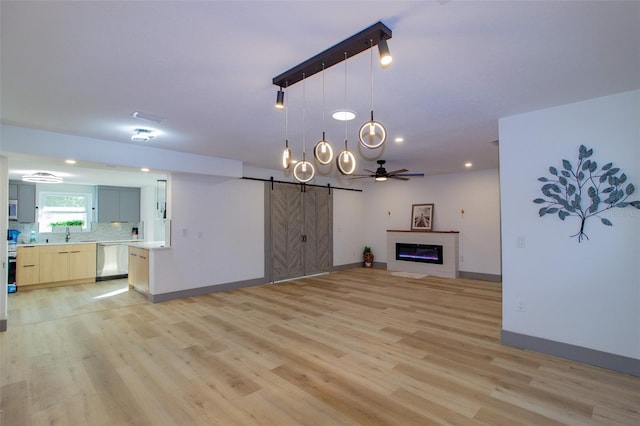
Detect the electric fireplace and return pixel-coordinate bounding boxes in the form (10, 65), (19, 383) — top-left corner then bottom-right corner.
(396, 243), (443, 264)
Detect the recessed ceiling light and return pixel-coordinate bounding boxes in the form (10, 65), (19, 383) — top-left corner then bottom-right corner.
(394, 137), (404, 143)
(65, 159), (76, 164)
(465, 162), (473, 168)
(141, 168), (150, 172)
(332, 110), (356, 121)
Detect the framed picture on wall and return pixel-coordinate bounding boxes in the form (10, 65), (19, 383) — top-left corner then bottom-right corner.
(411, 203), (434, 231)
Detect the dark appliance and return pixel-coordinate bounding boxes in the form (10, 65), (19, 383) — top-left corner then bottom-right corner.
(8, 229), (19, 292)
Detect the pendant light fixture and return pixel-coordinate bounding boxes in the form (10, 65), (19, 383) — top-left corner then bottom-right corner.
(359, 39), (386, 149)
(272, 21), (392, 177)
(22, 172), (63, 183)
(377, 39), (392, 67)
(275, 87), (285, 110)
(281, 83), (292, 170)
(313, 63), (334, 165)
(293, 73), (315, 183)
(336, 53), (357, 175)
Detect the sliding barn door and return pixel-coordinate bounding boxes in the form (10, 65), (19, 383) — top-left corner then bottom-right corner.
(269, 183), (332, 282)
(303, 186), (332, 276)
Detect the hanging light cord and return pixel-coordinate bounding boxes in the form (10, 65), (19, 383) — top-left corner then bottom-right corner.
(369, 39), (374, 114)
(344, 52), (348, 144)
(322, 63), (326, 134)
(285, 81), (289, 146)
(302, 72), (306, 156)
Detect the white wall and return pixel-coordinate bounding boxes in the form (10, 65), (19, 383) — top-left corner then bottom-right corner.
(333, 189), (365, 266)
(152, 174), (265, 295)
(499, 90), (640, 359)
(361, 169), (502, 276)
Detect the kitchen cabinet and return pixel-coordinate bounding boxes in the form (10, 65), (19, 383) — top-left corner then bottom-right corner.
(97, 186), (140, 223)
(16, 243), (96, 288)
(39, 245), (71, 283)
(39, 244), (97, 284)
(8, 180), (36, 223)
(16, 245), (40, 286)
(128, 246), (149, 295)
(69, 244), (97, 280)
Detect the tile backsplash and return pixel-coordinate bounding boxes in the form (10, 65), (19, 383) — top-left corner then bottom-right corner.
(8, 222), (144, 244)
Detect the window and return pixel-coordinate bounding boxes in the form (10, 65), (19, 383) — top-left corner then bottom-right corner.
(38, 191), (93, 232)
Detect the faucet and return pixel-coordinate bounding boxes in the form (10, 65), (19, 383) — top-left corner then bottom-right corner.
(65, 227), (71, 243)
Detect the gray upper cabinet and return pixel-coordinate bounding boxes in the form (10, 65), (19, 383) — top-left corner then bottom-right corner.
(97, 186), (140, 223)
(8, 180), (36, 223)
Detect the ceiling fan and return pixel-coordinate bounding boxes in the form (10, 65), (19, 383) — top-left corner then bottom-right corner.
(350, 160), (424, 181)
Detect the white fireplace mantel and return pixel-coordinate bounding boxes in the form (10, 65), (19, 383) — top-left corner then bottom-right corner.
(386, 230), (459, 278)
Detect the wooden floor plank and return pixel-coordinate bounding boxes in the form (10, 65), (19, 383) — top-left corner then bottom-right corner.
(2, 270), (639, 425)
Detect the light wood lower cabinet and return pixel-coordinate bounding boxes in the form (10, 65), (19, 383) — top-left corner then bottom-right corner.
(40, 245), (72, 283)
(69, 245), (97, 280)
(128, 246), (149, 295)
(17, 243), (96, 289)
(16, 246), (40, 286)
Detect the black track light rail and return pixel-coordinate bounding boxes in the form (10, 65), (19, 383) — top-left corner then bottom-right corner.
(272, 21), (392, 88)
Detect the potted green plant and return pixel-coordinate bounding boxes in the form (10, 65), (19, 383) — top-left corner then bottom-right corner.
(363, 246), (374, 267)
(51, 220), (84, 233)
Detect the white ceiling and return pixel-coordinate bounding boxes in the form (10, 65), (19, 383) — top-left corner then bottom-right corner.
(1, 1), (639, 186)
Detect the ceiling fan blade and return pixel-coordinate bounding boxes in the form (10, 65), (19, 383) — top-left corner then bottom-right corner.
(392, 173), (425, 177)
(349, 176), (376, 179)
(389, 176), (410, 181)
(363, 169), (377, 174)
(386, 169), (408, 175)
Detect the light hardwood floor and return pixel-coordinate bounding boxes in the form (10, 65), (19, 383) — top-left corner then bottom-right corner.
(1, 269), (638, 425)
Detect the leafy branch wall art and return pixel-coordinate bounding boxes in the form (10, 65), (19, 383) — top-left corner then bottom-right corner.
(533, 145), (640, 242)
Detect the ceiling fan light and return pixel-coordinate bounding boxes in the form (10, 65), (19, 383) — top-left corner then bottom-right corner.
(131, 128), (157, 142)
(375, 176), (387, 182)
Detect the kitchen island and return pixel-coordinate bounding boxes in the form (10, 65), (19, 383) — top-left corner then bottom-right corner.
(128, 242), (169, 299)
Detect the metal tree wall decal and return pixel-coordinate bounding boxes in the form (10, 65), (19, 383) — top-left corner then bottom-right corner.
(533, 145), (640, 242)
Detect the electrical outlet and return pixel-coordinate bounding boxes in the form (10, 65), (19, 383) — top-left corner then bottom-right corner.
(516, 236), (526, 248)
(460, 255), (464, 262)
(517, 299), (526, 312)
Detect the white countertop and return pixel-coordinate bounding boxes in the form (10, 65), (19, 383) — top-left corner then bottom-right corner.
(128, 241), (169, 250)
(17, 239), (170, 250)
(17, 240), (99, 247)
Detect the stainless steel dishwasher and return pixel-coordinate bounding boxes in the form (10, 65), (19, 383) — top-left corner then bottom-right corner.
(96, 243), (129, 281)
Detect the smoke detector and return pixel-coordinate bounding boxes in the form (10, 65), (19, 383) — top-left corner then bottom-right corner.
(131, 128), (157, 142)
